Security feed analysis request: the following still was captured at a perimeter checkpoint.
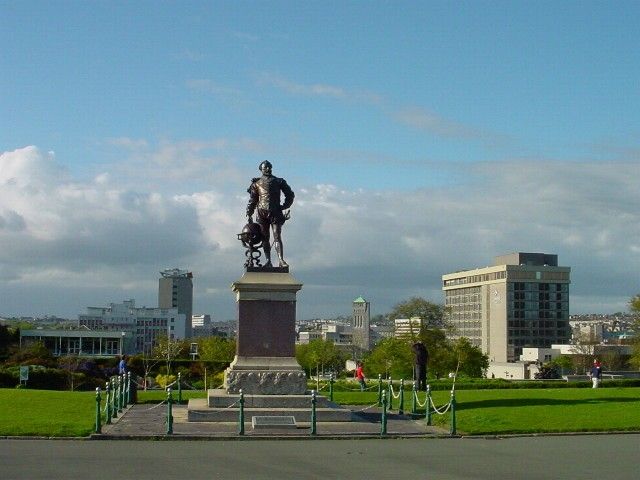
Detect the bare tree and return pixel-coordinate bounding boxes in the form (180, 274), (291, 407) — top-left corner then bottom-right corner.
(58, 355), (83, 391)
(140, 340), (160, 390)
(570, 332), (598, 374)
(153, 335), (185, 375)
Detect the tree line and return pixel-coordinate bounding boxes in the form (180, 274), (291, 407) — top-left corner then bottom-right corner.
(1, 293), (639, 388)
(296, 297), (488, 380)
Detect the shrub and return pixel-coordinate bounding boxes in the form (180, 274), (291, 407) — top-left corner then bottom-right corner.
(207, 371), (225, 389)
(0, 369), (18, 387)
(155, 374), (176, 389)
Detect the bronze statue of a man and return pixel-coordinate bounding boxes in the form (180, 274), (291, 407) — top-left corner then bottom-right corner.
(246, 161), (294, 267)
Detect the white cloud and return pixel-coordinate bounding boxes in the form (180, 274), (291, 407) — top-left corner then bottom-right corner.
(259, 73), (505, 144)
(186, 79), (244, 98)
(107, 138), (248, 187)
(232, 31), (259, 42)
(107, 137), (148, 150)
(259, 73), (347, 99)
(393, 106), (488, 140)
(1, 145), (638, 319)
(172, 49), (206, 62)
(0, 145), (205, 275)
(284, 160), (640, 315)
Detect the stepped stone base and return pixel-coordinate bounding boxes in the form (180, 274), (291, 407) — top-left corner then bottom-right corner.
(224, 356), (307, 394)
(187, 390), (353, 423)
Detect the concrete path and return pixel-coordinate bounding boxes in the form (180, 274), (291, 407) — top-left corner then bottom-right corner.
(96, 403), (447, 438)
(2, 435), (639, 479)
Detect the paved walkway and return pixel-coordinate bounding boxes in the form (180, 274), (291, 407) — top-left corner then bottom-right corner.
(95, 402), (448, 439)
(4, 436), (640, 479)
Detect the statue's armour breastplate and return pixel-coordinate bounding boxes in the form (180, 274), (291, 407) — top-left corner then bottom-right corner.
(256, 175), (281, 210)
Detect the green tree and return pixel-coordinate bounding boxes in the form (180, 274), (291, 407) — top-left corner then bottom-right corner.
(7, 340), (56, 367)
(628, 294), (640, 369)
(450, 337), (489, 378)
(295, 342), (313, 376)
(198, 336), (235, 363)
(418, 327), (451, 379)
(387, 297), (453, 378)
(296, 339), (345, 377)
(389, 297), (448, 335)
(599, 349), (628, 371)
(364, 337), (413, 379)
(629, 294), (640, 317)
(550, 355), (575, 375)
(0, 325), (19, 358)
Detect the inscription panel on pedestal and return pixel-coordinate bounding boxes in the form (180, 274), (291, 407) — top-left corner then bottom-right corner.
(237, 300), (296, 357)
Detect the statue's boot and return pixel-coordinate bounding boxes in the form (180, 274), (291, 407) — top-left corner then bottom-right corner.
(263, 244), (273, 268)
(274, 241), (288, 268)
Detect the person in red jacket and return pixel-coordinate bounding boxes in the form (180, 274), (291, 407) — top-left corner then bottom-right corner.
(355, 361), (366, 391)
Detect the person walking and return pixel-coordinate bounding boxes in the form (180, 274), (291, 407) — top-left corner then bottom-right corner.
(355, 361), (366, 391)
(118, 355), (127, 375)
(590, 359), (602, 388)
(412, 341), (429, 391)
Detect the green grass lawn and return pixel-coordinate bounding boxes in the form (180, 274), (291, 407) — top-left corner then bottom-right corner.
(0, 388), (207, 437)
(0, 389), (96, 437)
(328, 387), (640, 435)
(4, 387), (640, 437)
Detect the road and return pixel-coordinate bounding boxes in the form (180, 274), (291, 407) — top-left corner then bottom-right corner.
(2, 435), (639, 479)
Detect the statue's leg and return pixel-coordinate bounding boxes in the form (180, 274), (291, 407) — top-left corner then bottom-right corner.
(260, 221), (272, 267)
(273, 223), (287, 267)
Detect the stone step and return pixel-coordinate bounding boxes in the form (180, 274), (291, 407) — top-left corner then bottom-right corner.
(188, 398), (353, 423)
(207, 389), (339, 408)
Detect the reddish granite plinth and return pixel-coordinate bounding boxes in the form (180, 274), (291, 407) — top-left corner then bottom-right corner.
(224, 270), (306, 394)
(237, 299), (295, 357)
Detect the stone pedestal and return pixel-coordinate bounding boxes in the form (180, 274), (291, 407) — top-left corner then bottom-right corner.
(224, 270), (306, 394)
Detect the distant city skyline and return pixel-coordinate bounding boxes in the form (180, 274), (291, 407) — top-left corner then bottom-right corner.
(1, 3), (639, 319)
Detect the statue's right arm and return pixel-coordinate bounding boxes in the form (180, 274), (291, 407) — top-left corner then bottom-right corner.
(246, 183), (258, 217)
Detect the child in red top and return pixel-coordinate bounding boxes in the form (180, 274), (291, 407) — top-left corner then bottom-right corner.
(355, 362), (366, 391)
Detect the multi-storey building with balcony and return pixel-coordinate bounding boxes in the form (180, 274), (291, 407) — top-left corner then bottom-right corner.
(442, 252), (571, 362)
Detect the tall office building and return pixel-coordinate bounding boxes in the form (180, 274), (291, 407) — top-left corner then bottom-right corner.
(159, 268), (193, 338)
(352, 296), (371, 351)
(442, 253), (571, 362)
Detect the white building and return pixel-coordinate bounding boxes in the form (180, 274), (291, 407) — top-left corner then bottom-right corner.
(297, 330), (322, 344)
(192, 314), (211, 328)
(297, 323), (353, 346)
(78, 299), (186, 354)
(322, 323), (353, 346)
(20, 329), (129, 357)
(394, 317), (422, 338)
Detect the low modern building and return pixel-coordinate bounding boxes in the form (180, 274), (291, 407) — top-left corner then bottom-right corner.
(394, 317), (423, 338)
(78, 299), (186, 354)
(442, 252), (571, 362)
(191, 314), (227, 338)
(297, 323), (353, 346)
(297, 330), (323, 344)
(322, 324), (353, 346)
(20, 329), (129, 357)
(192, 314), (211, 328)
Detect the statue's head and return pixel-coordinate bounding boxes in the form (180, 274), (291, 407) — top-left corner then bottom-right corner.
(259, 160), (273, 175)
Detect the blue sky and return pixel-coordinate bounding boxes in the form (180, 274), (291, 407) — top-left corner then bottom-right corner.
(1, 1), (639, 319)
